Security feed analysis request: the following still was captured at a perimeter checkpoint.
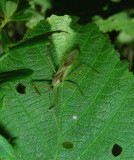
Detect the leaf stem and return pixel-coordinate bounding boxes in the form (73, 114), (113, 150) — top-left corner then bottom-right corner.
(0, 18), (9, 31)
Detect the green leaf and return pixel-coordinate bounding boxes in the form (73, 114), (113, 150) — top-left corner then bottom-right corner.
(110, 0), (121, 2)
(0, 15), (134, 159)
(0, 135), (16, 160)
(14, 0), (30, 15)
(1, 29), (14, 52)
(0, 0), (6, 13)
(0, 52), (10, 62)
(26, 0), (51, 28)
(117, 31), (134, 44)
(11, 1), (31, 21)
(0, 93), (5, 112)
(5, 1), (18, 18)
(11, 13), (31, 21)
(0, 69), (33, 83)
(0, 18), (3, 23)
(94, 11), (134, 35)
(9, 31), (67, 51)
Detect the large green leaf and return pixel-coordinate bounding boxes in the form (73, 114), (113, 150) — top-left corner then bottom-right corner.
(0, 15), (134, 159)
(0, 135), (16, 160)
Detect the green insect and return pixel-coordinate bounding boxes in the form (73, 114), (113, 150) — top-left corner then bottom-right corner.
(32, 48), (84, 110)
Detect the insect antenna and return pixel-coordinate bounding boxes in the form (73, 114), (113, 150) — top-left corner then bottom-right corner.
(31, 79), (51, 95)
(81, 62), (101, 74)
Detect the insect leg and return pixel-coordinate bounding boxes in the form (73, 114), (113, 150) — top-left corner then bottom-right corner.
(31, 84), (51, 95)
(65, 68), (101, 81)
(54, 87), (58, 109)
(81, 63), (101, 74)
(31, 79), (51, 95)
(64, 80), (84, 97)
(64, 71), (82, 80)
(46, 47), (57, 73)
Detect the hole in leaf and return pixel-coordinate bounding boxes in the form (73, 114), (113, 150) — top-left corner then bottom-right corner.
(16, 83), (26, 94)
(62, 141), (74, 149)
(112, 144), (122, 157)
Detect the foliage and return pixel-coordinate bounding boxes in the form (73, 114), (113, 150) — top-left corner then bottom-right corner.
(93, 12), (134, 35)
(93, 11), (134, 44)
(26, 0), (51, 28)
(0, 0), (134, 160)
(0, 0), (31, 30)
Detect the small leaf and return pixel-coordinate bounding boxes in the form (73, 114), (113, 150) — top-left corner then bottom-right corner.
(0, 135), (16, 160)
(117, 31), (134, 44)
(0, 69), (33, 83)
(11, 13), (31, 21)
(10, 1), (31, 21)
(6, 1), (18, 18)
(14, 0), (30, 15)
(26, 0), (51, 28)
(94, 11), (134, 35)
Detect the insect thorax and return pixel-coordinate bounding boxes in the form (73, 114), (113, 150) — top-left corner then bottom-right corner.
(52, 76), (62, 87)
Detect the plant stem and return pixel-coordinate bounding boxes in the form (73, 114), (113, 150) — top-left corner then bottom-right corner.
(0, 18), (9, 31)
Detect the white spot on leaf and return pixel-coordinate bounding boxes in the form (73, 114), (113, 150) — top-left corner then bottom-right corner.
(73, 115), (77, 120)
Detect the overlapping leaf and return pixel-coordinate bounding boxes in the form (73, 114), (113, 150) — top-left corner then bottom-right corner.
(0, 135), (16, 160)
